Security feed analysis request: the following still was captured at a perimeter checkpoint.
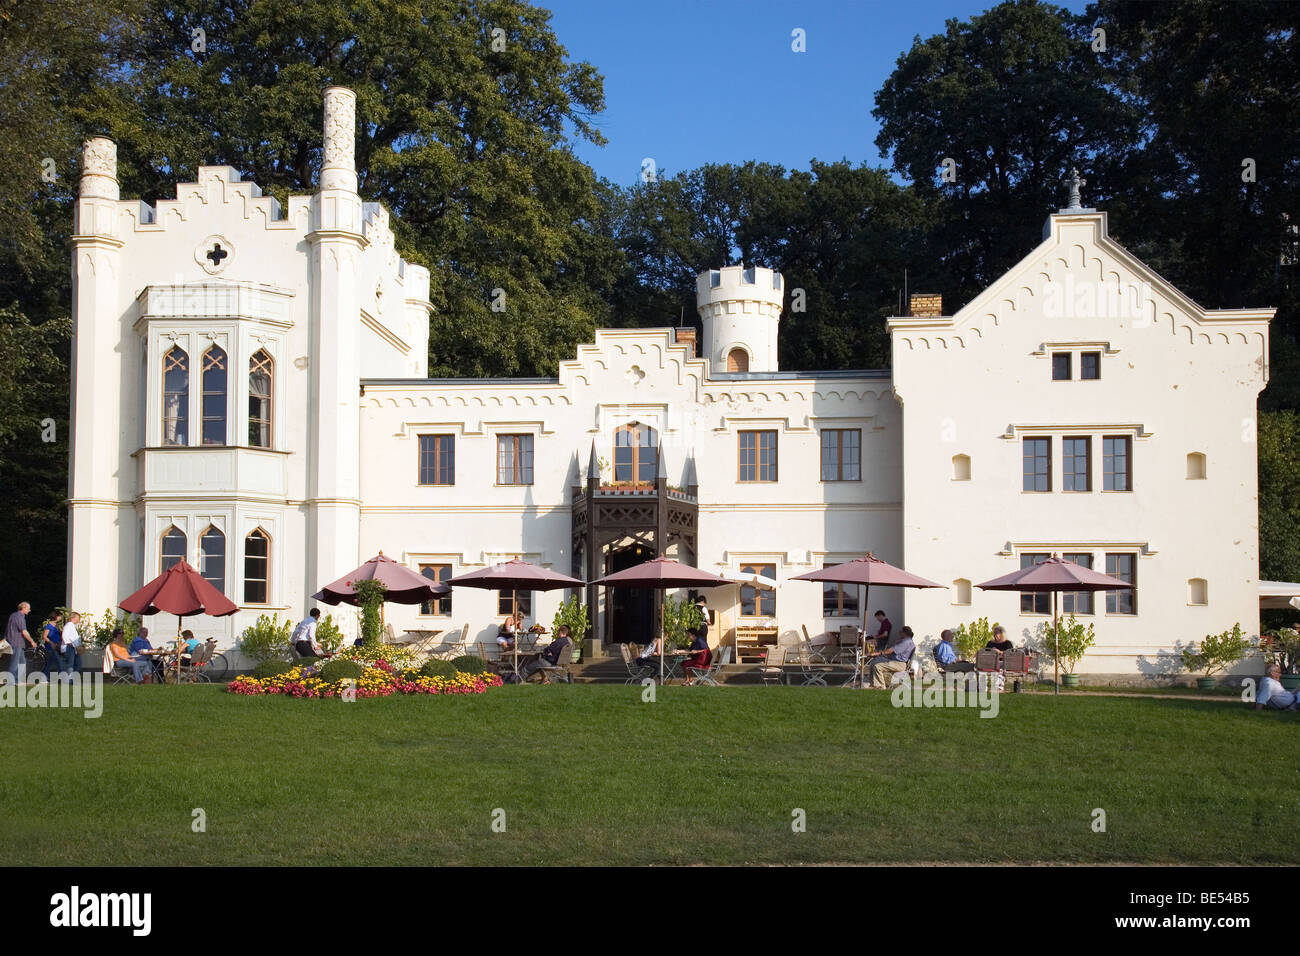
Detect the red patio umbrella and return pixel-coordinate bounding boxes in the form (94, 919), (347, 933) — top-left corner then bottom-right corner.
(791, 553), (944, 686)
(119, 560), (238, 683)
(445, 559), (586, 678)
(976, 554), (1133, 695)
(314, 552), (449, 606)
(591, 558), (734, 684)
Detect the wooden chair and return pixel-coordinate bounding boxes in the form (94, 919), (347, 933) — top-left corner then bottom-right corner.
(758, 644), (787, 686)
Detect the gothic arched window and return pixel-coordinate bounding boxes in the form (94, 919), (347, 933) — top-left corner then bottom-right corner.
(162, 347), (189, 446)
(249, 350), (273, 448)
(160, 526), (187, 572)
(244, 528), (270, 604)
(199, 525), (225, 594)
(201, 346), (227, 445)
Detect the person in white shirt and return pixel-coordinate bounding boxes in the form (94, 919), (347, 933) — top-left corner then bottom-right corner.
(60, 612), (83, 673)
(291, 608), (324, 658)
(1257, 663), (1297, 711)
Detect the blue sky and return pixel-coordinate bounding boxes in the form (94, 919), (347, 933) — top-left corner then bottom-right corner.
(545, 0), (1090, 184)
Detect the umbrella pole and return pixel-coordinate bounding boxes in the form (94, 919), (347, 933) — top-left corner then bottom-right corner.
(512, 592), (519, 683)
(858, 582), (871, 688)
(659, 592), (664, 685)
(1053, 591), (1059, 697)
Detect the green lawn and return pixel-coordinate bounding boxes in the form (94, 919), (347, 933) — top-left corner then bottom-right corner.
(1, 684), (1295, 865)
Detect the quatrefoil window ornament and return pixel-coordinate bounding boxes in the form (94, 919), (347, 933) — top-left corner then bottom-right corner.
(194, 234), (235, 274)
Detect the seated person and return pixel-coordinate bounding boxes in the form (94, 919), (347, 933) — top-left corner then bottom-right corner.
(635, 635), (662, 670)
(870, 610), (892, 651)
(41, 612), (63, 677)
(681, 624), (712, 684)
(180, 629), (203, 660)
(496, 614), (520, 652)
(984, 625), (1014, 654)
(868, 626), (916, 689)
(934, 629), (974, 672)
(1257, 663), (1297, 711)
(107, 629), (151, 683)
(130, 626), (165, 681)
(520, 626), (573, 682)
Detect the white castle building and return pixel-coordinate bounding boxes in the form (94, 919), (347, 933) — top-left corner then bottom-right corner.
(67, 87), (1275, 676)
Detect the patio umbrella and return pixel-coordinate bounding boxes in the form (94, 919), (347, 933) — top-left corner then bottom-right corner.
(976, 554), (1133, 695)
(591, 557), (734, 684)
(119, 560), (238, 683)
(444, 559), (585, 679)
(314, 552), (449, 606)
(790, 553), (945, 687)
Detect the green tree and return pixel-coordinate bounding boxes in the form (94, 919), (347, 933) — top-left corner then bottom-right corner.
(873, 0), (1142, 309)
(111, 0), (615, 377)
(1257, 410), (1300, 583)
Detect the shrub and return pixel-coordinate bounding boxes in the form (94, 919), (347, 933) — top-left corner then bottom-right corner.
(85, 608), (141, 649)
(316, 614), (345, 655)
(1260, 627), (1300, 673)
(952, 617), (998, 663)
(252, 660), (296, 679)
(420, 659), (459, 679)
(450, 654), (491, 674)
(1182, 623), (1250, 677)
(1038, 614), (1096, 674)
(239, 613), (293, 664)
(317, 659), (365, 684)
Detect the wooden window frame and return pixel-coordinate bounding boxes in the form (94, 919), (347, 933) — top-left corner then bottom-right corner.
(1062, 436), (1091, 492)
(1022, 438), (1051, 492)
(738, 430), (778, 483)
(497, 589), (533, 618)
(1019, 553), (1051, 614)
(243, 528), (270, 605)
(1080, 351), (1101, 380)
(612, 422), (657, 485)
(248, 350), (274, 449)
(418, 564), (453, 616)
(1105, 552), (1137, 615)
(199, 525), (226, 595)
(160, 526), (187, 574)
(820, 428), (861, 482)
(162, 346), (190, 447)
(1051, 352), (1072, 381)
(496, 434), (534, 486)
(1061, 552), (1094, 614)
(1103, 435), (1132, 492)
(418, 434), (456, 486)
(201, 346), (227, 446)
(740, 563), (776, 617)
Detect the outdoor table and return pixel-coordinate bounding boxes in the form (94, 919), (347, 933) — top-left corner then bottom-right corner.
(398, 629), (443, 658)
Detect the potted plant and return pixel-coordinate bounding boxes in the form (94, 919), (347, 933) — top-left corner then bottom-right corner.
(551, 595), (591, 663)
(1039, 613), (1095, 688)
(1260, 627), (1300, 690)
(1181, 623), (1249, 690)
(352, 579), (387, 646)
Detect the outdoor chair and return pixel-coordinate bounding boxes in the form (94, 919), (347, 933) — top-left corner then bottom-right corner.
(801, 625), (834, 663)
(758, 644), (787, 686)
(1003, 649), (1036, 691)
(176, 641), (214, 683)
(838, 624), (859, 653)
(102, 649), (134, 685)
(974, 648), (1005, 693)
(688, 645), (731, 687)
(797, 640), (836, 686)
(620, 644), (655, 684)
(533, 640), (574, 684)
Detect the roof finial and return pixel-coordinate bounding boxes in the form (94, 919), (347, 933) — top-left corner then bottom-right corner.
(1065, 167), (1086, 211)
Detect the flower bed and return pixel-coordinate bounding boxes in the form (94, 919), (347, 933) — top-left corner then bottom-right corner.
(227, 658), (502, 698)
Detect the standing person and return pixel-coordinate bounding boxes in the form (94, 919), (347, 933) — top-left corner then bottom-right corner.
(60, 611), (83, 674)
(41, 611), (64, 678)
(291, 608), (323, 658)
(4, 601), (35, 683)
(870, 610), (892, 651)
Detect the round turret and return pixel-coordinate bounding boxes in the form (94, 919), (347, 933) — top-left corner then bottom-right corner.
(696, 265), (784, 373)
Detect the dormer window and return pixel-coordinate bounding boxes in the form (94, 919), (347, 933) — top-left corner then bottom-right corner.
(614, 423), (657, 483)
